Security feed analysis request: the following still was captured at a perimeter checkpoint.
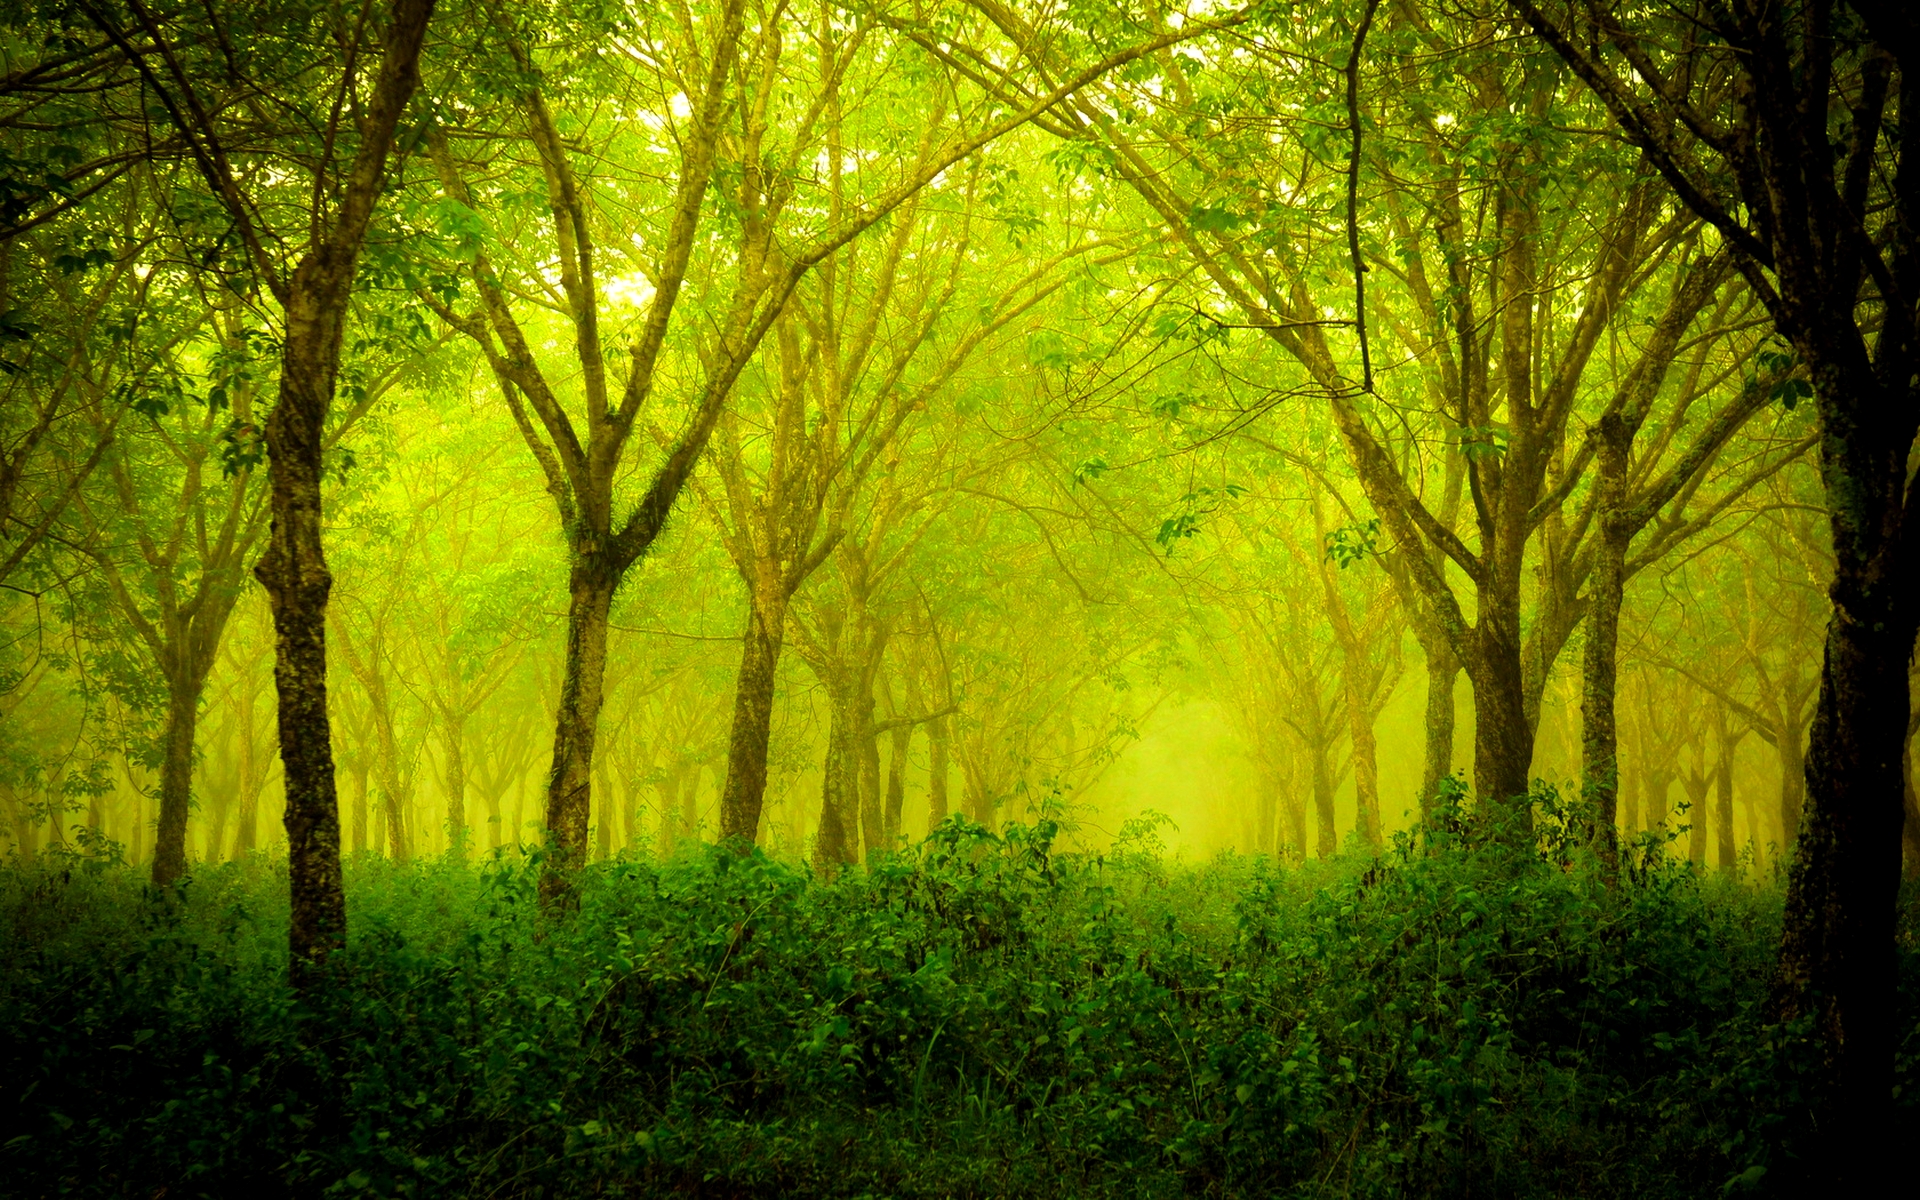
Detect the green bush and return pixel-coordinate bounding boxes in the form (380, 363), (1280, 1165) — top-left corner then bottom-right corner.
(1, 815), (1913, 1198)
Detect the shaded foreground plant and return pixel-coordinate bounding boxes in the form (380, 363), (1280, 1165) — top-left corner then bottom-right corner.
(1, 813), (1912, 1197)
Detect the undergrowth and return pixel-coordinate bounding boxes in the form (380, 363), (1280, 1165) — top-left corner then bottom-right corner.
(2, 807), (1915, 1198)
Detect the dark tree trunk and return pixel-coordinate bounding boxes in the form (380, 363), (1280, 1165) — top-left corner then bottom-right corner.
(1470, 595), (1535, 816)
(1776, 521), (1914, 1175)
(539, 561), (616, 904)
(151, 676), (204, 886)
(259, 290), (352, 985)
(720, 594), (784, 843)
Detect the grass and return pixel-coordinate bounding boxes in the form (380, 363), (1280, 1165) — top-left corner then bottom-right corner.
(2, 808), (1914, 1198)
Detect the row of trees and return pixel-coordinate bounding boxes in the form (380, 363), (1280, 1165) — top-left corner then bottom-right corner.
(2, 0), (1912, 1183)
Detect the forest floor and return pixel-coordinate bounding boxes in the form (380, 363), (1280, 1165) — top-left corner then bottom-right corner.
(2, 813), (1915, 1198)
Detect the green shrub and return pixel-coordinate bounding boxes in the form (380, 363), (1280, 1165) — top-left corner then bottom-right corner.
(1, 816), (1912, 1198)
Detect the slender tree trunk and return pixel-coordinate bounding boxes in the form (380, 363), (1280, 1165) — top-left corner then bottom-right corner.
(1621, 751), (1641, 842)
(1901, 735), (1920, 878)
(1421, 649), (1459, 818)
(444, 711), (467, 857)
(590, 753), (609, 861)
(1344, 683), (1383, 847)
(151, 675), (204, 886)
(719, 592), (784, 842)
(1581, 412), (1631, 873)
(926, 713), (950, 832)
(885, 722), (910, 845)
(539, 560), (616, 903)
(1714, 719), (1740, 872)
(233, 718), (261, 858)
(258, 305), (347, 981)
(857, 692), (883, 860)
(350, 757), (369, 856)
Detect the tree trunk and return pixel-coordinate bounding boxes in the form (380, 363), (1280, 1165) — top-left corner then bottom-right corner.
(1311, 748), (1337, 859)
(654, 763), (683, 856)
(885, 722), (910, 846)
(680, 764), (701, 845)
(232, 714), (261, 859)
(539, 560), (616, 904)
(443, 711), (467, 857)
(350, 756), (370, 856)
(719, 592), (784, 842)
(1581, 411), (1631, 873)
(1713, 718), (1741, 872)
(1344, 680), (1383, 847)
(1681, 768), (1709, 866)
(926, 712), (950, 832)
(857, 692), (883, 860)
(1645, 768), (1674, 847)
(1775, 513), (1915, 1177)
(1621, 751), (1641, 841)
(815, 689), (858, 867)
(151, 676), (204, 886)
(1470, 597), (1535, 815)
(1420, 648), (1459, 818)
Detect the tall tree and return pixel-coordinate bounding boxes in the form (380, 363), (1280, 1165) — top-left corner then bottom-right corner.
(84, 0), (438, 979)
(1510, 0), (1917, 1177)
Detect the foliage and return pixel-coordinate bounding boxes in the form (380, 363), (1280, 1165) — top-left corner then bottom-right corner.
(5, 818), (1909, 1198)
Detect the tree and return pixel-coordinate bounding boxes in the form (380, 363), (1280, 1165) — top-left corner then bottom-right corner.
(1510, 0), (1917, 1172)
(83, 0), (438, 980)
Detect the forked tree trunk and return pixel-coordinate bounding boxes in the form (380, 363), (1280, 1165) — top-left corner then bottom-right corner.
(720, 592), (785, 842)
(539, 561), (616, 905)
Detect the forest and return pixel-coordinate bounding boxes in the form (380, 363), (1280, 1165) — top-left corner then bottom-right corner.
(0, 0), (1915, 1195)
